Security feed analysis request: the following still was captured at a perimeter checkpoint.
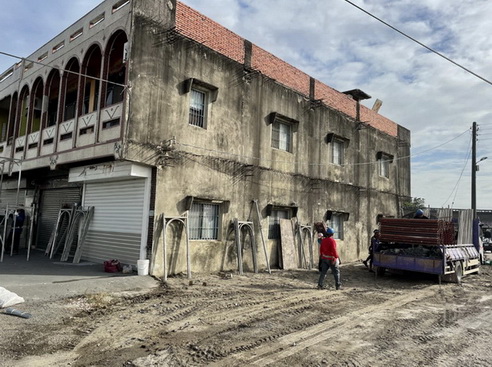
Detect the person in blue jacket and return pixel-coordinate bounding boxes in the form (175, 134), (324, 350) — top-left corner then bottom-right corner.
(6, 208), (25, 255)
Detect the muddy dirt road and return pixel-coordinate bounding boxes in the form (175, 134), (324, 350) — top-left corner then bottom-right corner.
(1, 261), (492, 367)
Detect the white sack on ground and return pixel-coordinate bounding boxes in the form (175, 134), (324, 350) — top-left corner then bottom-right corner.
(0, 286), (25, 308)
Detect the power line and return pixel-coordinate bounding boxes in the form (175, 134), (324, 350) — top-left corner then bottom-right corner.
(409, 129), (469, 159)
(176, 128), (470, 169)
(343, 0), (492, 86)
(0, 51), (127, 88)
(441, 135), (472, 208)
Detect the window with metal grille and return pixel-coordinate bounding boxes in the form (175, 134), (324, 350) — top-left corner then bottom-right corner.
(189, 202), (219, 240)
(268, 209), (290, 239)
(189, 89), (206, 128)
(329, 214), (344, 240)
(332, 138), (344, 165)
(272, 121), (292, 152)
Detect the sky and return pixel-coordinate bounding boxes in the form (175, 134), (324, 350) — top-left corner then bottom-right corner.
(0, 0), (491, 210)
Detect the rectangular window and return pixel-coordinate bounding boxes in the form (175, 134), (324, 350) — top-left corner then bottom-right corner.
(60, 132), (73, 141)
(89, 13), (105, 28)
(332, 139), (344, 165)
(70, 28), (83, 42)
(189, 202), (219, 240)
(0, 69), (13, 83)
(272, 121), (292, 152)
(102, 119), (120, 129)
(37, 52), (48, 63)
(112, 0), (130, 13)
(379, 155), (390, 178)
(268, 209), (290, 239)
(329, 214), (344, 240)
(79, 126), (94, 135)
(52, 41), (65, 54)
(24, 62), (33, 72)
(189, 89), (206, 128)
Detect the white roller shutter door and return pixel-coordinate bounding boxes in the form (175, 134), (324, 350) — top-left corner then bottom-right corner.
(82, 178), (147, 265)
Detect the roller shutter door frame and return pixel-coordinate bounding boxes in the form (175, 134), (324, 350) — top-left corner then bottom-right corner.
(81, 177), (150, 265)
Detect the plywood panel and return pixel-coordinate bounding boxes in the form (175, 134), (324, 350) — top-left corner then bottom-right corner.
(280, 219), (297, 269)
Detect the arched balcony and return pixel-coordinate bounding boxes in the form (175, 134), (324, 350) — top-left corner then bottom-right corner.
(0, 29), (128, 163)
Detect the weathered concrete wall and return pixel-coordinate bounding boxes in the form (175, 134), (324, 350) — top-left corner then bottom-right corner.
(125, 3), (411, 277)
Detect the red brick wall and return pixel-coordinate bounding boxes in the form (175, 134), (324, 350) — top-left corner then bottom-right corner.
(176, 2), (244, 64)
(315, 80), (357, 119)
(175, 2), (398, 137)
(251, 44), (311, 97)
(360, 108), (398, 136)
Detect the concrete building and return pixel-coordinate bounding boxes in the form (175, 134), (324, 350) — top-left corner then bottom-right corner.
(0, 0), (410, 276)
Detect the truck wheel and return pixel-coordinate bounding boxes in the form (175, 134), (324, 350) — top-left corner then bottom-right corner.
(452, 262), (463, 284)
(376, 266), (386, 277)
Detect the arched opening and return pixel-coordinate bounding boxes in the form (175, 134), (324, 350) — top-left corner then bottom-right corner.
(7, 92), (18, 145)
(103, 31), (128, 107)
(81, 45), (102, 115)
(29, 77), (44, 133)
(0, 96), (12, 143)
(18, 86), (30, 137)
(46, 69), (61, 127)
(62, 58), (80, 122)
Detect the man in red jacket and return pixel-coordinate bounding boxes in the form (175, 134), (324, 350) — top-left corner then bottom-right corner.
(317, 227), (342, 290)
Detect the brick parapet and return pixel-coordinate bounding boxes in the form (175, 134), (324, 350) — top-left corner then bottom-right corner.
(175, 2), (398, 137)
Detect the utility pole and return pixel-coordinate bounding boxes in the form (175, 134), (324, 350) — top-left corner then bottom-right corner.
(472, 121), (477, 220)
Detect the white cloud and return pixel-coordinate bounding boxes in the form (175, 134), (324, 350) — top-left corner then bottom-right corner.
(0, 0), (102, 72)
(1, 0), (492, 210)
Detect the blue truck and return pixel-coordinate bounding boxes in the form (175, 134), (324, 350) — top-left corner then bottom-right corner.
(373, 218), (481, 284)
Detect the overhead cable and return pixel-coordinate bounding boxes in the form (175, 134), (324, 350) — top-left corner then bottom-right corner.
(0, 50), (127, 88)
(441, 135), (472, 208)
(176, 128), (470, 168)
(343, 0), (492, 86)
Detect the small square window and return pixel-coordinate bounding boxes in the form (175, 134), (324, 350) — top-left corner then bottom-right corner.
(102, 119), (120, 129)
(112, 0), (130, 13)
(70, 28), (83, 42)
(52, 41), (65, 54)
(60, 132), (73, 141)
(79, 126), (95, 135)
(89, 13), (105, 28)
(272, 121), (292, 152)
(189, 89), (207, 128)
(37, 52), (48, 63)
(189, 202), (220, 240)
(378, 155), (391, 178)
(332, 139), (344, 165)
(329, 214), (344, 240)
(376, 152), (393, 178)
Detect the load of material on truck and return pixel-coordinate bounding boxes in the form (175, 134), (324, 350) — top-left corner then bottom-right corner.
(374, 218), (480, 284)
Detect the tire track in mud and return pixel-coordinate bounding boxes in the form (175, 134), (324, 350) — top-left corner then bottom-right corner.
(210, 285), (442, 366)
(147, 280), (411, 365)
(338, 283), (492, 367)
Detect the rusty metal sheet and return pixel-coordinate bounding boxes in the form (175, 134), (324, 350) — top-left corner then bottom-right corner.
(380, 218), (455, 245)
